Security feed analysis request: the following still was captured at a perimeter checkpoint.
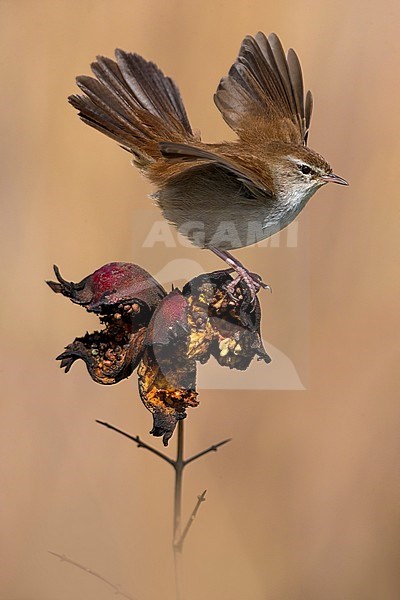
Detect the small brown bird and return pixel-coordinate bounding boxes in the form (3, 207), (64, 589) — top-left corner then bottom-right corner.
(69, 32), (348, 300)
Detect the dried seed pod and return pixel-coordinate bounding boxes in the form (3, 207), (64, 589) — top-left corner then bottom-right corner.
(56, 326), (147, 385)
(47, 262), (165, 315)
(182, 270), (271, 370)
(138, 290), (198, 445)
(48, 263), (166, 384)
(49, 264), (271, 445)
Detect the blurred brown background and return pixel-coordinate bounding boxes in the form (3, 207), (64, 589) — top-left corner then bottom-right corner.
(1, 1), (399, 598)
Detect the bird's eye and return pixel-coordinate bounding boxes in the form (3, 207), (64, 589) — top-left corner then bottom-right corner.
(299, 164), (312, 175)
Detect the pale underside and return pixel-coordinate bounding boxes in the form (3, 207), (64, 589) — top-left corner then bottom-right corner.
(155, 163), (317, 250)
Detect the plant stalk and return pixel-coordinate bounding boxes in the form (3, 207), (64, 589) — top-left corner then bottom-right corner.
(173, 419), (185, 599)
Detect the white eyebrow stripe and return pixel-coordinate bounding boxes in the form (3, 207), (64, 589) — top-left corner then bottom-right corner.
(288, 157), (325, 175)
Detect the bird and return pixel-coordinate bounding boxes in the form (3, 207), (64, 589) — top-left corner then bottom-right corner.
(69, 32), (348, 301)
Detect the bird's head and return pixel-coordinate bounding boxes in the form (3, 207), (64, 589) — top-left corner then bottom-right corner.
(269, 143), (348, 204)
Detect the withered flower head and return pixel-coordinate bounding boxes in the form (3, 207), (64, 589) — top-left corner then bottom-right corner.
(138, 290), (198, 445)
(182, 270), (271, 370)
(48, 264), (270, 445)
(47, 262), (166, 384)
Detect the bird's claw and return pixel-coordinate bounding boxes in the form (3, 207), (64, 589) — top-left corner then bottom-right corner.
(250, 272), (272, 293)
(224, 270), (270, 310)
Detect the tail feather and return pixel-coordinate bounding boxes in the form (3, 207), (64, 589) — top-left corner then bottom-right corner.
(69, 93), (146, 151)
(73, 76), (150, 140)
(69, 50), (194, 166)
(116, 50), (192, 134)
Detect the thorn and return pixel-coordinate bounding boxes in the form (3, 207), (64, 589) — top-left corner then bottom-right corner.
(53, 264), (69, 286)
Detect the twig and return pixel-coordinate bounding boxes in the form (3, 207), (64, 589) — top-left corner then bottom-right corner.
(173, 419), (185, 600)
(175, 490), (207, 553)
(48, 551), (137, 600)
(96, 420), (175, 466)
(96, 418), (231, 600)
(184, 438), (232, 466)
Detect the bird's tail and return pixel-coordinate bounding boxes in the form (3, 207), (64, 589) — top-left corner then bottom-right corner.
(69, 50), (195, 168)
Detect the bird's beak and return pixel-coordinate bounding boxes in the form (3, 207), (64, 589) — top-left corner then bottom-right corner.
(321, 173), (349, 186)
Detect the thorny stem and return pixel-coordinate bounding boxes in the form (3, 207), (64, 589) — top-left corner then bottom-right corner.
(96, 420), (175, 466)
(184, 438), (232, 466)
(173, 419), (185, 600)
(176, 490), (207, 553)
(95, 419), (232, 600)
(173, 420), (185, 543)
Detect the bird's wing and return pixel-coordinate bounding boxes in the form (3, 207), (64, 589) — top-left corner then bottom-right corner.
(159, 142), (273, 197)
(214, 32), (313, 146)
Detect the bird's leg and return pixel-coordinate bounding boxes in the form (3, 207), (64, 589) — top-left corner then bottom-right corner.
(209, 246), (271, 303)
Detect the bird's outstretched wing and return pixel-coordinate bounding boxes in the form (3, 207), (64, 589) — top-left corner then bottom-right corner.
(159, 141), (273, 197)
(214, 32), (313, 146)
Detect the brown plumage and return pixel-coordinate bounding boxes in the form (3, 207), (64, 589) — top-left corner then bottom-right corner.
(69, 32), (347, 299)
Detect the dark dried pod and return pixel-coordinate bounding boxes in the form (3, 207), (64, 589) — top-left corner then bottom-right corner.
(183, 270), (271, 370)
(137, 271), (270, 443)
(56, 326), (148, 385)
(49, 263), (271, 444)
(47, 263), (166, 384)
(47, 262), (165, 315)
(138, 290), (198, 446)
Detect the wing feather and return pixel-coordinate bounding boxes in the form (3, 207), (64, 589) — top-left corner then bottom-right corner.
(159, 141), (272, 197)
(215, 32), (313, 145)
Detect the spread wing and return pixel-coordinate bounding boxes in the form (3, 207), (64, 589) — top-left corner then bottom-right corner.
(159, 142), (273, 198)
(214, 32), (313, 146)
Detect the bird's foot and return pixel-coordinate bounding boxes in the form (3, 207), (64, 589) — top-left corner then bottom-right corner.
(225, 267), (271, 307)
(208, 245), (270, 306)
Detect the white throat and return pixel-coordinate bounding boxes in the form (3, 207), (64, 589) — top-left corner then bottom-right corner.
(262, 185), (317, 237)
